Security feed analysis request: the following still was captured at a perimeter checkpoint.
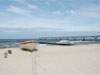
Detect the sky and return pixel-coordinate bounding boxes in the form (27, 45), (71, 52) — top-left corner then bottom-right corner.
(0, 0), (100, 39)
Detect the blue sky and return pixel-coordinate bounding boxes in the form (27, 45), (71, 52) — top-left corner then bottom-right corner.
(0, 0), (100, 39)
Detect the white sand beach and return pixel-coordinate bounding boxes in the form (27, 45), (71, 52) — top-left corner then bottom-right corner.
(0, 44), (100, 75)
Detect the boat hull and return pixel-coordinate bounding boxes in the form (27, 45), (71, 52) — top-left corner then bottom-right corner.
(20, 41), (37, 52)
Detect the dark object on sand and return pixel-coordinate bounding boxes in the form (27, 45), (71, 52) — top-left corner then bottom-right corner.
(4, 52), (8, 58)
(20, 41), (37, 52)
(8, 50), (12, 54)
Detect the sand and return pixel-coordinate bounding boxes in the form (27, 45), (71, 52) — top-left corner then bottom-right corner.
(0, 44), (100, 75)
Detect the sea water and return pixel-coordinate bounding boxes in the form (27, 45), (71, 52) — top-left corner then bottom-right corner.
(0, 36), (100, 48)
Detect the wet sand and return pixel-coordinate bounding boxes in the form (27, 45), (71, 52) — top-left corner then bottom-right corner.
(0, 44), (100, 75)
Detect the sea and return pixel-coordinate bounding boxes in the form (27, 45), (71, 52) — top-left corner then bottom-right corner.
(0, 39), (32, 48)
(0, 36), (100, 48)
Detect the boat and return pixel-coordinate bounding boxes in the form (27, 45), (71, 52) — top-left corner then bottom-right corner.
(20, 41), (37, 52)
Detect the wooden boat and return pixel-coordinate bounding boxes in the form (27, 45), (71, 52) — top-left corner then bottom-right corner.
(20, 41), (37, 52)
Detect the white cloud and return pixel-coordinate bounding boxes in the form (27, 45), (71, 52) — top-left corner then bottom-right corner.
(28, 4), (39, 10)
(46, 0), (57, 2)
(78, 5), (100, 18)
(66, 9), (77, 15)
(52, 10), (77, 16)
(0, 28), (21, 33)
(7, 5), (31, 15)
(14, 0), (26, 3)
(39, 0), (57, 2)
(52, 11), (61, 15)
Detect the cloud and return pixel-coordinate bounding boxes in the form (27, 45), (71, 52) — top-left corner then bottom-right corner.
(0, 27), (63, 34)
(39, 0), (57, 2)
(0, 27), (21, 33)
(28, 4), (39, 10)
(13, 0), (26, 3)
(66, 9), (77, 15)
(52, 11), (61, 15)
(7, 5), (31, 15)
(78, 5), (100, 18)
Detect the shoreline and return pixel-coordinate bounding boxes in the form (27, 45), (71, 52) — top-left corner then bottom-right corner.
(1, 43), (100, 49)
